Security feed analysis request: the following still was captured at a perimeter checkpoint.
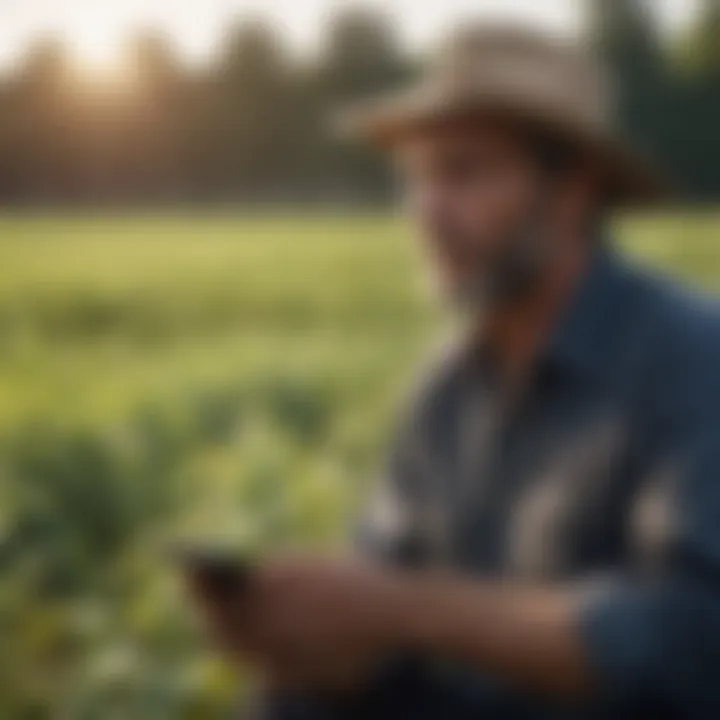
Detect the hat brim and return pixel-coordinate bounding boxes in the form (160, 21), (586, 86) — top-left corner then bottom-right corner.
(336, 86), (671, 208)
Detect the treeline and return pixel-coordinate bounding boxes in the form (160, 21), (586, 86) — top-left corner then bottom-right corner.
(0, 0), (718, 206)
(595, 0), (720, 202)
(0, 9), (412, 206)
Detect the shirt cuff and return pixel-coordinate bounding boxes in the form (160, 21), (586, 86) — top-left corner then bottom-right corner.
(576, 578), (658, 701)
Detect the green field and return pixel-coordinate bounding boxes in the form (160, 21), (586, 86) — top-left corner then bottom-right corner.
(0, 214), (717, 719)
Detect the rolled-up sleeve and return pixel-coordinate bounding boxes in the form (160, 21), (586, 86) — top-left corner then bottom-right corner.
(578, 314), (720, 713)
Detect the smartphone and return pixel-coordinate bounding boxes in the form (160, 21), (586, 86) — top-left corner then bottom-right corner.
(171, 544), (255, 600)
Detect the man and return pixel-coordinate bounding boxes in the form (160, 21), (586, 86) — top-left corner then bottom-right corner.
(194, 27), (720, 719)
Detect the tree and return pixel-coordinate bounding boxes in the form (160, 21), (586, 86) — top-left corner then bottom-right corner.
(669, 0), (720, 200)
(588, 0), (666, 137)
(685, 0), (720, 78)
(208, 19), (296, 198)
(313, 7), (411, 202)
(585, 0), (701, 198)
(1, 37), (77, 201)
(119, 31), (191, 200)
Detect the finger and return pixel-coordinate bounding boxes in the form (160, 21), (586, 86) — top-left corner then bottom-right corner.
(259, 651), (324, 693)
(186, 587), (260, 658)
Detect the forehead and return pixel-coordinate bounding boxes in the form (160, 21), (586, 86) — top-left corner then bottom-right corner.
(392, 116), (533, 168)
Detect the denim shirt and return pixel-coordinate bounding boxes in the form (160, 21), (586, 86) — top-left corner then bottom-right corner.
(268, 250), (720, 720)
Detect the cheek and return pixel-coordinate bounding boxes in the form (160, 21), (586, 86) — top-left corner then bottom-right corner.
(470, 176), (537, 249)
(448, 188), (510, 260)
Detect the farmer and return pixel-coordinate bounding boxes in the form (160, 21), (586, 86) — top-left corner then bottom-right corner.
(194, 26), (720, 719)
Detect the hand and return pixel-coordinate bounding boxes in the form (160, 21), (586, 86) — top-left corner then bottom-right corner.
(190, 554), (413, 692)
(189, 556), (594, 700)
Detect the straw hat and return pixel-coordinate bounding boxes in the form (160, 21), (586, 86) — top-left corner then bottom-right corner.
(338, 26), (669, 206)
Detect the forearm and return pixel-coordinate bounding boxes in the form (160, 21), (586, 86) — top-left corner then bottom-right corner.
(392, 574), (594, 699)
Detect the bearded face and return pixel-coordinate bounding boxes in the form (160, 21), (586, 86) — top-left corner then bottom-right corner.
(395, 119), (590, 314)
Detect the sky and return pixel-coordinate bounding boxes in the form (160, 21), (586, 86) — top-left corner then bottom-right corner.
(0, 0), (704, 71)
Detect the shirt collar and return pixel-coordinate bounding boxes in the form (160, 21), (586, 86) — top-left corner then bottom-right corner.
(544, 247), (630, 379)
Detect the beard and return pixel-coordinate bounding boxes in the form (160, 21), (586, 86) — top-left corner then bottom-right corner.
(441, 210), (555, 317)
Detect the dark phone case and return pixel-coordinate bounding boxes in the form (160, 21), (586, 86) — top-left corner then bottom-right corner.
(173, 546), (254, 599)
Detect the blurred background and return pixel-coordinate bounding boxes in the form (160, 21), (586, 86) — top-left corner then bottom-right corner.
(1, 0), (720, 204)
(0, 1), (718, 718)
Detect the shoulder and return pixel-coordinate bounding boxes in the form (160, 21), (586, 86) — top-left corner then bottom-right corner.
(636, 268), (720, 368)
(626, 262), (720, 426)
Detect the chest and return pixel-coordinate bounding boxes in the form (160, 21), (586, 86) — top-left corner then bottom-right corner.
(409, 376), (673, 581)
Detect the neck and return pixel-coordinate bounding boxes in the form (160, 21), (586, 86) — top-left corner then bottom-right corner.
(479, 238), (592, 381)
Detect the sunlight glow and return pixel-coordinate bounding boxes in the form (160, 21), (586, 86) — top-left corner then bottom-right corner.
(60, 5), (221, 77)
(63, 10), (129, 75)
(0, 0), (703, 76)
